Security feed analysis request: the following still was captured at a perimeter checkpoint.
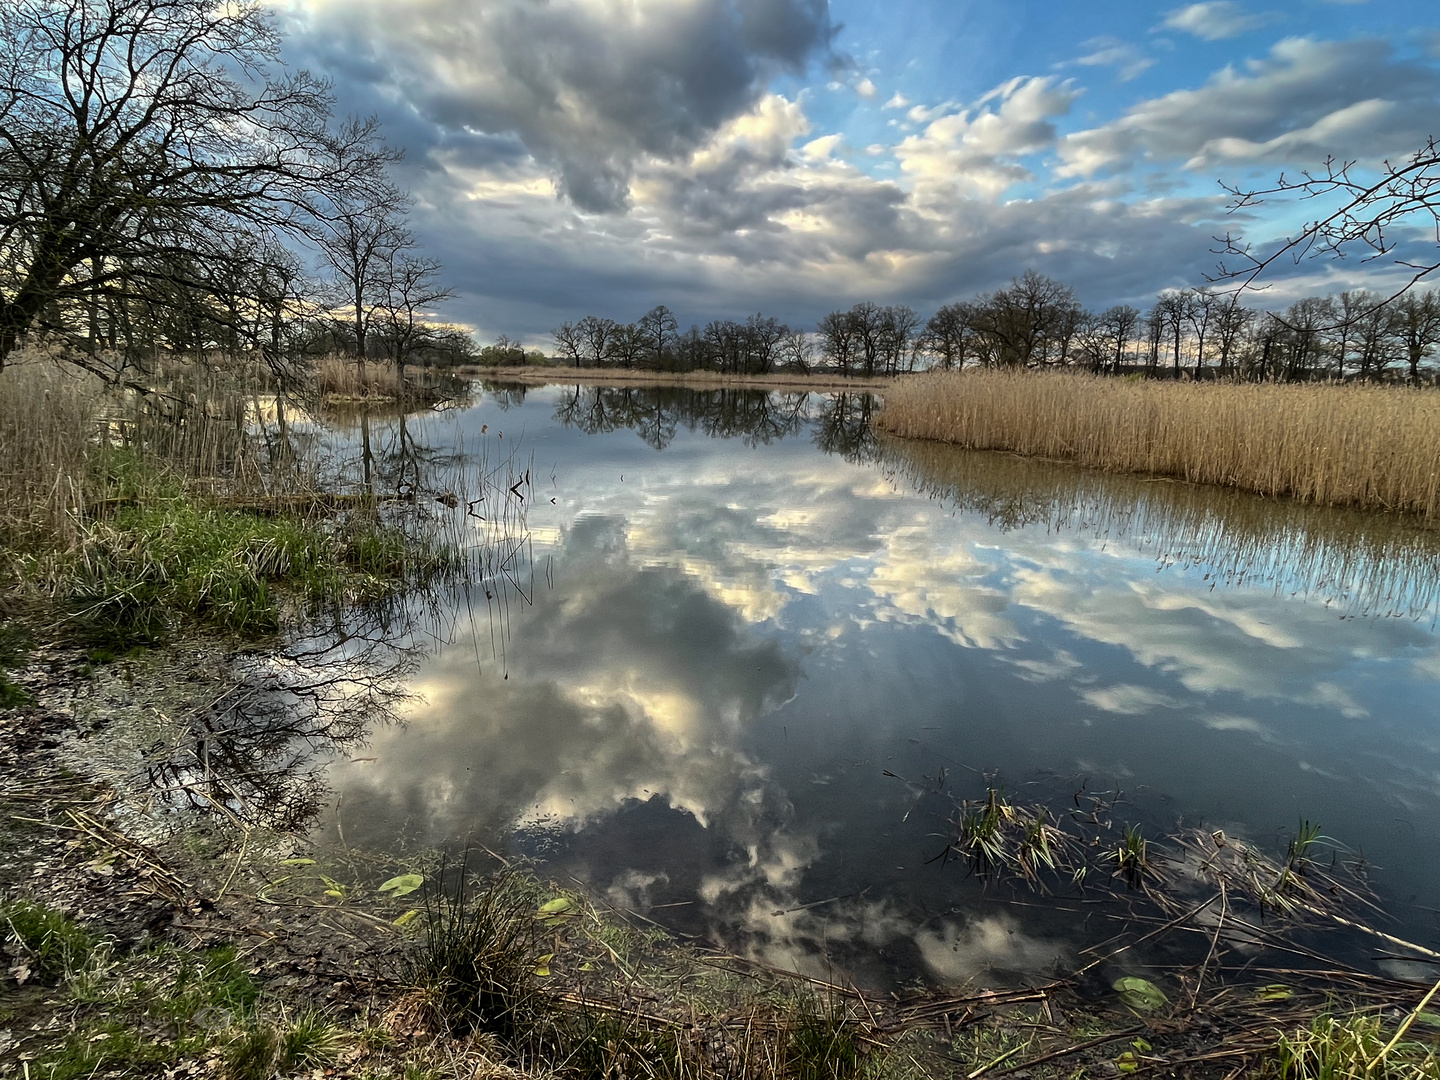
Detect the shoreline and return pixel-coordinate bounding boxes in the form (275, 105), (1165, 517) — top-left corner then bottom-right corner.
(457, 365), (897, 392)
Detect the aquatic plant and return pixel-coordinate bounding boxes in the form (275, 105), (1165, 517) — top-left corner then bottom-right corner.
(879, 369), (1440, 520)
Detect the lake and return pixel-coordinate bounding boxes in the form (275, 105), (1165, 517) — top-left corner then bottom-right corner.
(315, 382), (1440, 989)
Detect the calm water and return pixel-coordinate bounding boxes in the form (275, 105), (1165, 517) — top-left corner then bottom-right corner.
(319, 383), (1440, 987)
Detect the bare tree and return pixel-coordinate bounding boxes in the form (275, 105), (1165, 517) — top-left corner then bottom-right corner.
(552, 322), (583, 366)
(610, 322), (646, 369)
(817, 309), (858, 374)
(309, 122), (409, 376)
(1395, 289), (1440, 385)
(637, 305), (678, 368)
(576, 315), (618, 367)
(921, 302), (975, 370)
(0, 0), (389, 370)
(1219, 138), (1440, 301)
(380, 252), (453, 383)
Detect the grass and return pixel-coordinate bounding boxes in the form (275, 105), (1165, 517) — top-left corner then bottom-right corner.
(1, 899), (97, 980)
(404, 865), (553, 1042)
(1264, 1010), (1440, 1079)
(878, 369), (1440, 519)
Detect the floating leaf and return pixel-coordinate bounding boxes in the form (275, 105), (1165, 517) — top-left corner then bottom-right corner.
(1115, 1051), (1139, 1074)
(393, 910), (420, 928)
(1256, 984), (1293, 1002)
(1113, 976), (1168, 1012)
(538, 896), (578, 926)
(534, 953), (554, 977)
(1131, 1038), (1152, 1053)
(279, 858), (315, 867)
(378, 874), (424, 897)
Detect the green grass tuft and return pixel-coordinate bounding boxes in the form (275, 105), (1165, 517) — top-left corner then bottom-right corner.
(784, 996), (865, 1080)
(405, 865), (552, 1043)
(1, 899), (97, 980)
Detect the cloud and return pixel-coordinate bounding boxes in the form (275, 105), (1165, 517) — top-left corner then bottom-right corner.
(883, 92), (911, 110)
(282, 0), (838, 212)
(1069, 37), (1155, 82)
(1082, 684), (1183, 715)
(856, 77), (878, 99)
(1059, 37), (1440, 177)
(896, 76), (1080, 199)
(1161, 2), (1278, 41)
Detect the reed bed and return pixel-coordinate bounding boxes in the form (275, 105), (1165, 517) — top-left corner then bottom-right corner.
(314, 353), (406, 399)
(878, 369), (1440, 520)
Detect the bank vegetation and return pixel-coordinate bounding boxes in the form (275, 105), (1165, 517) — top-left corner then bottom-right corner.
(879, 369), (1440, 520)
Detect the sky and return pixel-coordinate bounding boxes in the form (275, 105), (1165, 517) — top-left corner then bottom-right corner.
(272, 0), (1440, 345)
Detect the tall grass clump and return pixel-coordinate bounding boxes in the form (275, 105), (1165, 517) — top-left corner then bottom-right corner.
(878, 370), (1440, 520)
(315, 354), (405, 399)
(404, 867), (552, 1045)
(0, 352), (106, 543)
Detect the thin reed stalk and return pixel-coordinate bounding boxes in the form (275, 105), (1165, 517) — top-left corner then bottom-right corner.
(878, 370), (1440, 520)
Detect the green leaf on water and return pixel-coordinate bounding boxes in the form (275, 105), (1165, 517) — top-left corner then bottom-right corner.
(1115, 1051), (1139, 1074)
(534, 953), (554, 977)
(393, 909), (420, 928)
(279, 858), (315, 867)
(1113, 976), (1168, 1012)
(538, 897), (573, 915)
(1256, 984), (1293, 1001)
(378, 874), (424, 897)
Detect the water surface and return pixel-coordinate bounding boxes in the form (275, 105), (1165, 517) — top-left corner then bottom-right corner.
(321, 384), (1440, 987)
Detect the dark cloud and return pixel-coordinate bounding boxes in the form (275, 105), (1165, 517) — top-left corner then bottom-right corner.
(286, 0), (838, 211)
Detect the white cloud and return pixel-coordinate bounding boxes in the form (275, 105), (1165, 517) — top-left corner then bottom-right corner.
(1059, 37), (1440, 177)
(896, 76), (1079, 199)
(883, 92), (911, 109)
(1161, 2), (1278, 41)
(1082, 684), (1182, 715)
(856, 78), (878, 99)
(1070, 37), (1155, 82)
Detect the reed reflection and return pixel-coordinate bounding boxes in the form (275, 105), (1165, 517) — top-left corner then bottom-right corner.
(883, 436), (1440, 623)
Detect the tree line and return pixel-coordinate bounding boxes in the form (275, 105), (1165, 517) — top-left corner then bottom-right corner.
(549, 271), (1440, 383)
(0, 0), (474, 386)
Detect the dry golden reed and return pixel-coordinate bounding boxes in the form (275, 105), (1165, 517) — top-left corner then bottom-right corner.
(315, 353), (404, 399)
(878, 369), (1440, 519)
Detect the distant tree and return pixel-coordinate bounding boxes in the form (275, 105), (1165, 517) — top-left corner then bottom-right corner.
(879, 305), (920, 375)
(744, 313), (786, 374)
(610, 323), (647, 369)
(817, 310), (858, 374)
(637, 305), (679, 367)
(1395, 289), (1440, 384)
(552, 322), (583, 366)
(969, 271), (1080, 368)
(310, 120), (410, 377)
(921, 303), (975, 370)
(576, 315), (619, 367)
(779, 327), (813, 372)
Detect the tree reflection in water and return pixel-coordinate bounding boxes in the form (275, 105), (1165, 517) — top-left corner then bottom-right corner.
(134, 403), (536, 833)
